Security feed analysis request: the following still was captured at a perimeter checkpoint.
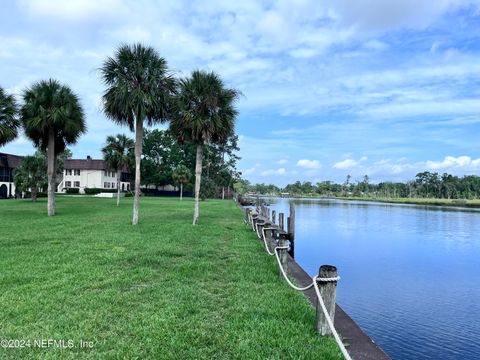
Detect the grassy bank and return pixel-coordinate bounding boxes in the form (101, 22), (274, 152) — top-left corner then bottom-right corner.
(0, 196), (341, 359)
(335, 196), (480, 208)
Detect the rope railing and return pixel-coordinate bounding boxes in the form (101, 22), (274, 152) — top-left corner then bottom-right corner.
(248, 210), (352, 360)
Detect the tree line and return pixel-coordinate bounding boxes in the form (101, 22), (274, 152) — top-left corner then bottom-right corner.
(0, 43), (240, 225)
(238, 172), (480, 199)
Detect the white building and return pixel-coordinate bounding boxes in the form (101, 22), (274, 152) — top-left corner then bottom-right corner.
(57, 156), (131, 194)
(0, 152), (22, 198)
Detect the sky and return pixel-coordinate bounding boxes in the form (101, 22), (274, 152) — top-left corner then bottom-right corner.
(1, 0), (480, 186)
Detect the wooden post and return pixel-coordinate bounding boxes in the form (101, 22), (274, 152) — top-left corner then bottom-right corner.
(287, 203), (295, 258)
(257, 220), (265, 239)
(267, 208), (270, 219)
(279, 213), (284, 230)
(271, 210), (276, 224)
(251, 214), (259, 232)
(245, 208), (251, 224)
(316, 265), (338, 336)
(264, 227), (275, 252)
(277, 234), (288, 277)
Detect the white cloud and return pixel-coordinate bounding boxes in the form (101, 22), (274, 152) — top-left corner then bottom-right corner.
(425, 155), (480, 170)
(297, 159), (321, 169)
(276, 159), (288, 164)
(261, 168), (287, 176)
(18, 0), (126, 20)
(334, 159), (358, 169)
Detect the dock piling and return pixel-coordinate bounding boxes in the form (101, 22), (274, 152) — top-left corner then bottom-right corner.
(287, 203), (295, 258)
(316, 265), (338, 336)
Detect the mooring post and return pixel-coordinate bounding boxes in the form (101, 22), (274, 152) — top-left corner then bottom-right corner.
(279, 213), (285, 230)
(267, 208), (271, 220)
(251, 213), (259, 232)
(277, 234), (288, 277)
(316, 265), (338, 336)
(287, 203), (295, 258)
(245, 208), (251, 224)
(257, 219), (266, 239)
(272, 210), (276, 224)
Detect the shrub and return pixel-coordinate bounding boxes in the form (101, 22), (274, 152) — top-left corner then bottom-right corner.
(84, 188), (118, 195)
(65, 188), (80, 194)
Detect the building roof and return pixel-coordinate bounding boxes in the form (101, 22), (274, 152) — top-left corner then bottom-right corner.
(0, 153), (23, 168)
(64, 158), (129, 172)
(64, 159), (108, 170)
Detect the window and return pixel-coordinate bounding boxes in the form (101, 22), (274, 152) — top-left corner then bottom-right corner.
(112, 182), (116, 188)
(104, 170), (108, 176)
(66, 169), (72, 175)
(65, 181), (71, 187)
(74, 169), (80, 176)
(110, 171), (114, 177)
(74, 181), (80, 188)
(104, 182), (108, 188)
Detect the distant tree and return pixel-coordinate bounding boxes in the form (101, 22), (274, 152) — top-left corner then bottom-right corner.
(172, 164), (191, 200)
(102, 134), (135, 206)
(0, 87), (19, 146)
(171, 70), (240, 224)
(13, 153), (47, 202)
(21, 79), (86, 216)
(100, 43), (176, 225)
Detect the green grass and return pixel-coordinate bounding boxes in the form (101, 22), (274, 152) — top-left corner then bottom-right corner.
(336, 196), (480, 207)
(0, 196), (341, 359)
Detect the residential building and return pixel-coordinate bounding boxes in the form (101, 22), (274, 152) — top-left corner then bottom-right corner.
(57, 156), (131, 194)
(0, 152), (23, 198)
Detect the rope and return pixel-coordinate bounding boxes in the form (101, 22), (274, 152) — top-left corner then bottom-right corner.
(250, 211), (351, 360)
(274, 246), (315, 291)
(261, 228), (276, 256)
(313, 276), (352, 360)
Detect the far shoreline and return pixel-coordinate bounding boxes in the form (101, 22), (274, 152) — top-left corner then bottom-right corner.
(256, 195), (480, 208)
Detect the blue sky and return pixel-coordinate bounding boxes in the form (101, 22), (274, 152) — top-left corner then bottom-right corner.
(1, 0), (480, 186)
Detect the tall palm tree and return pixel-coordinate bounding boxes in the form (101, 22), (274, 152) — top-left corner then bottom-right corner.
(21, 79), (86, 216)
(171, 70), (239, 225)
(0, 86), (19, 146)
(102, 134), (134, 206)
(172, 164), (191, 201)
(100, 43), (176, 225)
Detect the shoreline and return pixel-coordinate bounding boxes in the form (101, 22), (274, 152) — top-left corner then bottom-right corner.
(334, 196), (480, 208)
(257, 194), (480, 208)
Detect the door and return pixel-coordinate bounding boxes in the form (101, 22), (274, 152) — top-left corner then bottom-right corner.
(0, 184), (7, 198)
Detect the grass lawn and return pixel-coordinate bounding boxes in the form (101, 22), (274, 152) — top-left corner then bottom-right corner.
(0, 196), (342, 359)
(336, 196), (480, 208)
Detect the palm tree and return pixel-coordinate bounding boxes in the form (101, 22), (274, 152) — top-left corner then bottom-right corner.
(171, 70), (239, 225)
(13, 152), (47, 202)
(172, 164), (191, 201)
(21, 79), (86, 216)
(0, 86), (19, 146)
(100, 43), (176, 225)
(102, 134), (134, 206)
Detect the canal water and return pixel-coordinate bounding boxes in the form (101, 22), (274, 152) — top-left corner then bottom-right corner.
(265, 198), (480, 360)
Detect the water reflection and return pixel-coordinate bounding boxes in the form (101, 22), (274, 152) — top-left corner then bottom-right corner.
(265, 197), (480, 360)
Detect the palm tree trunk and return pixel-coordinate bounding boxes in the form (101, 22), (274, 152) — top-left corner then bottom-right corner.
(222, 186), (225, 200)
(31, 188), (37, 203)
(47, 129), (55, 216)
(116, 169), (121, 206)
(132, 119), (144, 225)
(193, 144), (203, 225)
(180, 183), (183, 201)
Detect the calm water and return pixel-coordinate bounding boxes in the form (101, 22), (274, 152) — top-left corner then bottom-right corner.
(266, 198), (480, 360)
